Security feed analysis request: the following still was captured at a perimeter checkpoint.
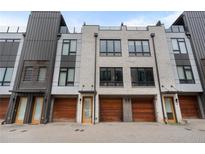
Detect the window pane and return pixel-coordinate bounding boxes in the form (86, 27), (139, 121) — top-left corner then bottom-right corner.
(100, 40), (106, 52)
(107, 40), (114, 52)
(142, 41), (149, 52)
(177, 66), (185, 79)
(38, 68), (47, 81)
(128, 41), (135, 52)
(115, 68), (123, 81)
(135, 41), (142, 52)
(70, 40), (77, 52)
(4, 68), (13, 82)
(146, 69), (154, 82)
(67, 68), (75, 82)
(62, 43), (69, 55)
(185, 69), (193, 80)
(114, 40), (121, 52)
(179, 41), (187, 53)
(0, 68), (6, 81)
(59, 71), (66, 86)
(172, 39), (179, 51)
(100, 68), (107, 81)
(137, 69), (145, 82)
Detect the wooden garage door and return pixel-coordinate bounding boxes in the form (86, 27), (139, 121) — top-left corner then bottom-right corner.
(179, 96), (200, 118)
(53, 98), (77, 122)
(100, 98), (123, 122)
(132, 97), (155, 122)
(0, 98), (9, 119)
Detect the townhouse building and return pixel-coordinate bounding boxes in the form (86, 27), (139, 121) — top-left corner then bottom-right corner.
(172, 11), (205, 116)
(0, 11), (204, 125)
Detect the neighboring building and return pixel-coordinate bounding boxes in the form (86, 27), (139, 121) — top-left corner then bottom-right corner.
(172, 11), (205, 117)
(0, 11), (204, 125)
(0, 27), (24, 121)
(165, 25), (204, 122)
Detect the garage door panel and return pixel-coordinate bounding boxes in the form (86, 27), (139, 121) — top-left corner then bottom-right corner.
(0, 98), (9, 119)
(179, 96), (199, 118)
(132, 98), (155, 122)
(53, 98), (77, 122)
(100, 98), (123, 122)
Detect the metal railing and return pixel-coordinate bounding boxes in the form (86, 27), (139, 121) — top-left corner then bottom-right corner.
(165, 25), (185, 33)
(127, 26), (148, 31)
(100, 26), (121, 30)
(0, 26), (26, 33)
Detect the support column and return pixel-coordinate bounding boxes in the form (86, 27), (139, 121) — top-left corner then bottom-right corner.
(198, 95), (205, 118)
(123, 98), (132, 122)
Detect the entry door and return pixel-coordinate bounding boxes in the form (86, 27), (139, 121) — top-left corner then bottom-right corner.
(31, 97), (43, 124)
(164, 97), (176, 123)
(15, 97), (28, 124)
(82, 97), (93, 124)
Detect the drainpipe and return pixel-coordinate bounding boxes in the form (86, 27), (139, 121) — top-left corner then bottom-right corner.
(150, 33), (167, 124)
(93, 33), (98, 124)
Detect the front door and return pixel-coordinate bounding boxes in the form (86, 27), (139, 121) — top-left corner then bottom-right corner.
(82, 97), (93, 124)
(15, 97), (28, 124)
(31, 97), (43, 124)
(164, 97), (176, 123)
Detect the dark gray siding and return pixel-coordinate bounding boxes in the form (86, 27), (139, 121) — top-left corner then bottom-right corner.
(0, 41), (19, 67)
(174, 54), (191, 65)
(60, 55), (76, 67)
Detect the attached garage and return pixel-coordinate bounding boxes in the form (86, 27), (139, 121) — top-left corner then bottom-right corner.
(0, 97), (9, 119)
(52, 98), (77, 122)
(100, 98), (123, 122)
(132, 97), (156, 122)
(179, 96), (200, 119)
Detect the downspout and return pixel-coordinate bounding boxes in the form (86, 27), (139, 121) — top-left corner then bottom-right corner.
(150, 33), (167, 124)
(93, 33), (98, 124)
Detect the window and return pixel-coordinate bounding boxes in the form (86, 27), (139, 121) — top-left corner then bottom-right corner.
(24, 67), (33, 81)
(38, 67), (47, 81)
(58, 68), (75, 86)
(100, 40), (121, 56)
(62, 40), (77, 55)
(0, 68), (13, 86)
(100, 67), (123, 86)
(177, 66), (194, 83)
(171, 38), (187, 54)
(131, 68), (155, 86)
(128, 40), (150, 56)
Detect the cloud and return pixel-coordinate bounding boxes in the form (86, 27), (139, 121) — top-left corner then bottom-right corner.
(124, 11), (182, 28)
(160, 11), (182, 27)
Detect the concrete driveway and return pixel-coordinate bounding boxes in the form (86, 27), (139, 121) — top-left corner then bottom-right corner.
(0, 120), (205, 143)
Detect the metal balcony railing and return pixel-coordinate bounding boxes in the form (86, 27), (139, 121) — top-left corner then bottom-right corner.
(165, 25), (185, 33)
(0, 26), (26, 33)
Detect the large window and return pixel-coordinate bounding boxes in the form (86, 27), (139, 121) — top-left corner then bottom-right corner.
(100, 39), (121, 56)
(62, 40), (77, 56)
(177, 66), (194, 83)
(171, 38), (187, 54)
(38, 67), (47, 81)
(58, 68), (75, 86)
(100, 67), (123, 86)
(23, 67), (33, 81)
(0, 67), (13, 86)
(128, 40), (150, 56)
(131, 68), (155, 86)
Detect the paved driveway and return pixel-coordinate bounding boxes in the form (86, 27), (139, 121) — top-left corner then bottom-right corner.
(0, 120), (205, 143)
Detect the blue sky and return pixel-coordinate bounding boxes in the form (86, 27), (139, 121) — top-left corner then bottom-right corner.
(0, 11), (182, 32)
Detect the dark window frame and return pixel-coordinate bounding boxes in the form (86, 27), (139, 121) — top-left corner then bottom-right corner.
(58, 67), (75, 86)
(131, 67), (155, 86)
(23, 66), (33, 81)
(0, 67), (13, 86)
(62, 39), (77, 56)
(100, 39), (122, 56)
(171, 38), (188, 54)
(100, 67), (123, 87)
(177, 65), (195, 84)
(128, 39), (151, 56)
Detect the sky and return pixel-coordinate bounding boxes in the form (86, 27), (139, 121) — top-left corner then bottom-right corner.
(0, 11), (182, 32)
